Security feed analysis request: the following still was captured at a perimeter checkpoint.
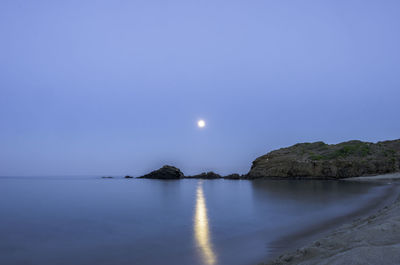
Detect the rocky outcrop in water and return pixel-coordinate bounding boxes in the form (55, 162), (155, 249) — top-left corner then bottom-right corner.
(248, 139), (400, 179)
(138, 165), (184, 179)
(224, 173), (242, 179)
(138, 167), (243, 180)
(187, 171), (222, 179)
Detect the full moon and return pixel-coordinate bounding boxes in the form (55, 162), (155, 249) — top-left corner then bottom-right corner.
(197, 119), (206, 128)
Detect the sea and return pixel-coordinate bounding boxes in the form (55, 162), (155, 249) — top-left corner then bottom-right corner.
(0, 176), (396, 265)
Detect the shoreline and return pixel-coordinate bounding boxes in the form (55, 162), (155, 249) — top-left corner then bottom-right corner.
(262, 177), (400, 265)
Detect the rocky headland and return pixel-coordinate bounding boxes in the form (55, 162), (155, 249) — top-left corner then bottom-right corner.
(248, 139), (400, 179)
(135, 139), (400, 180)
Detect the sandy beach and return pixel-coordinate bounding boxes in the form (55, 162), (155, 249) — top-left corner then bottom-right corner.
(264, 175), (400, 265)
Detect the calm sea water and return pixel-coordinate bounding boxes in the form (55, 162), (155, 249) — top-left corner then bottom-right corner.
(0, 177), (392, 265)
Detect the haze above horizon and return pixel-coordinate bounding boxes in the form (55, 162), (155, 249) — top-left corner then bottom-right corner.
(1, 0), (399, 177)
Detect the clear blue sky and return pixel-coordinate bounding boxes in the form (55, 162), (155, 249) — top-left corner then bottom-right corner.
(1, 0), (399, 176)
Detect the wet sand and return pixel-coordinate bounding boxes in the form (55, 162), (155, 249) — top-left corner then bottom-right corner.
(262, 174), (400, 265)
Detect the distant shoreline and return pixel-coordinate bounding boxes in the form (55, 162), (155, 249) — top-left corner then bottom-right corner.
(103, 171), (400, 181)
(119, 139), (400, 180)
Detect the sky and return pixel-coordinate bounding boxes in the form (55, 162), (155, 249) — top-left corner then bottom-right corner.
(1, 0), (399, 177)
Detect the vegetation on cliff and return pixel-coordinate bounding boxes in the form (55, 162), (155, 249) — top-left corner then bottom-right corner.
(247, 139), (400, 179)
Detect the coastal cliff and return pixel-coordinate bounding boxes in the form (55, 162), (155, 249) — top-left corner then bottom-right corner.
(248, 139), (400, 179)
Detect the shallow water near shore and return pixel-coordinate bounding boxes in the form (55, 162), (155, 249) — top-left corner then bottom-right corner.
(0, 177), (395, 265)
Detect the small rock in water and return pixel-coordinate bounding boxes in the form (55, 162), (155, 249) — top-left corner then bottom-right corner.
(138, 165), (184, 179)
(224, 173), (242, 179)
(187, 171), (221, 179)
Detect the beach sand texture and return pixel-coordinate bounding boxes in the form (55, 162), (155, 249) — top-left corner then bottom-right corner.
(264, 192), (400, 265)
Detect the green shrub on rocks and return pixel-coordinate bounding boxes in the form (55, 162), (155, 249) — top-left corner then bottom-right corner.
(248, 139), (400, 179)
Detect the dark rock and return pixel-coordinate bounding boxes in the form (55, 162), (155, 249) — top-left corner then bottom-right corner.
(248, 139), (400, 179)
(223, 173), (242, 179)
(124, 175), (134, 179)
(138, 165), (184, 179)
(186, 171), (222, 179)
(101, 176), (114, 179)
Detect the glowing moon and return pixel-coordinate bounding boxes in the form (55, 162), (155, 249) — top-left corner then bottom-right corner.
(197, 120), (206, 128)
